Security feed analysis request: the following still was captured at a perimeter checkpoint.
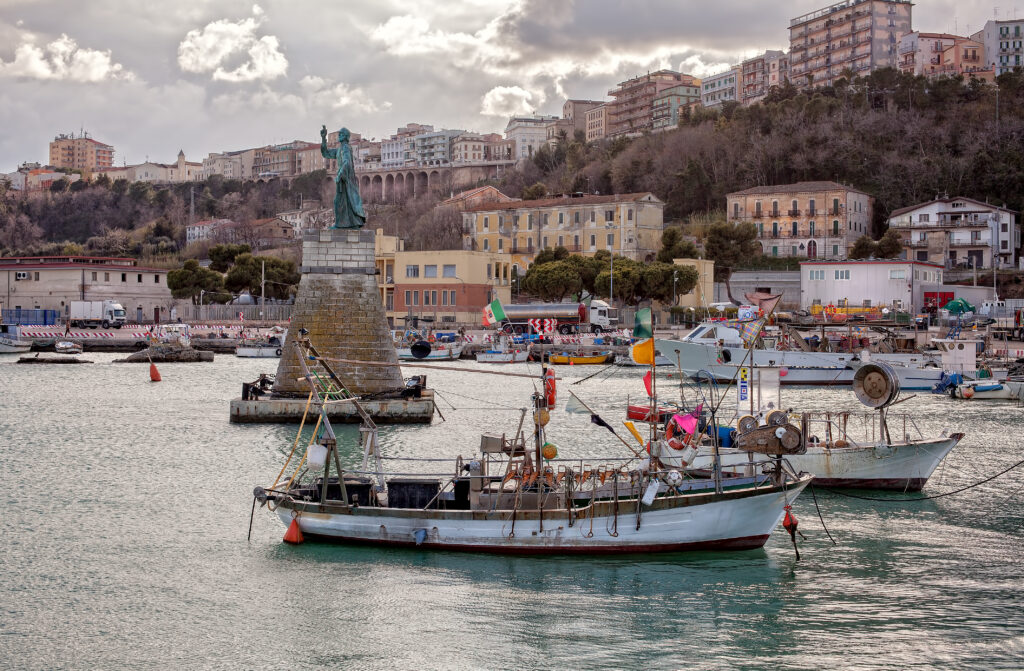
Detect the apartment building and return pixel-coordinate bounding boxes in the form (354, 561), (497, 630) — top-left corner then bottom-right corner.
(726, 181), (873, 259)
(544, 118), (575, 147)
(972, 20), (1024, 75)
(652, 83), (701, 131)
(562, 100), (604, 136)
(461, 192), (665, 273)
(252, 141), (319, 178)
(607, 70), (699, 137)
(0, 255), (172, 322)
(392, 249), (513, 326)
(585, 104), (609, 142)
(185, 218), (233, 245)
(413, 129), (465, 166)
(898, 32), (992, 81)
(48, 132), (114, 172)
(741, 50), (789, 105)
(701, 67), (740, 107)
(505, 115), (559, 159)
(789, 0), (913, 90)
(381, 123), (433, 169)
(887, 196), (1020, 269)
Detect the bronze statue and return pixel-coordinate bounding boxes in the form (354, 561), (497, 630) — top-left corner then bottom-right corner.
(320, 125), (366, 229)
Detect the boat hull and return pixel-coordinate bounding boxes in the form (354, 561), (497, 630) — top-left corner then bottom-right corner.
(548, 352), (613, 365)
(692, 434), (962, 491)
(271, 477), (810, 553)
(952, 381), (1022, 400)
(396, 344), (464, 361)
(0, 341), (32, 353)
(235, 345), (282, 358)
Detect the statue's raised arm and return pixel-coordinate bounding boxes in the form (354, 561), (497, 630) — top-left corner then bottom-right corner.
(322, 124), (366, 229)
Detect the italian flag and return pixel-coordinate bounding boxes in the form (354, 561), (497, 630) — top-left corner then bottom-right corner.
(482, 299), (506, 326)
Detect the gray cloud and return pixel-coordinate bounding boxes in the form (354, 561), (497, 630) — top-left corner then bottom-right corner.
(0, 0), (1005, 171)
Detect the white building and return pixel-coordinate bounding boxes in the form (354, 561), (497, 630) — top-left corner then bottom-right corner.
(185, 219), (233, 246)
(701, 67), (740, 107)
(504, 115), (559, 159)
(887, 196), (1020, 269)
(971, 19), (1024, 75)
(800, 259), (944, 312)
(413, 129), (464, 166)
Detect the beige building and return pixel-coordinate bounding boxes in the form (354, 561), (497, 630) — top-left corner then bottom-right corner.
(607, 70), (699, 137)
(672, 258), (715, 309)
(741, 50), (789, 105)
(462, 193), (665, 273)
(585, 104), (609, 142)
(789, 0), (913, 90)
(726, 181), (873, 259)
(94, 151), (201, 184)
(253, 141), (319, 178)
(562, 99), (604, 136)
(701, 67), (741, 107)
(49, 132), (114, 173)
(201, 149), (257, 180)
(0, 256), (172, 323)
(373, 231), (512, 326)
(898, 32), (992, 81)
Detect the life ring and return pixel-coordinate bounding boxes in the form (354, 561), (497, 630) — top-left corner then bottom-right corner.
(428, 334), (435, 343)
(665, 419), (678, 440)
(275, 348), (283, 356)
(962, 387), (974, 399)
(543, 368), (556, 409)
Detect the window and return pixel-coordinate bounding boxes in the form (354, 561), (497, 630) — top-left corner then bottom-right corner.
(498, 239), (503, 250)
(483, 216), (489, 230)
(449, 290), (456, 306)
(792, 222), (798, 236)
(574, 211), (580, 224)
(558, 236), (563, 246)
(809, 222), (815, 236)
(590, 234), (596, 247)
(627, 209), (633, 221)
(1002, 223), (1008, 233)
(771, 246), (778, 256)
(772, 222), (779, 236)
(423, 291), (431, 306)
(772, 201), (779, 216)
(791, 199), (798, 213)
(442, 264), (456, 278)
(834, 269), (851, 280)
(91, 272), (97, 281)
(607, 233), (614, 247)
(405, 265), (419, 278)
(833, 245), (839, 257)
(863, 299), (872, 308)
(121, 273), (127, 282)
(574, 235), (579, 248)
(755, 201), (762, 216)
(809, 269), (825, 280)
(832, 198), (839, 214)
(442, 291), (448, 306)
(889, 269), (906, 279)
(155, 275), (160, 283)
(137, 274), (143, 283)
(431, 290), (438, 306)
(558, 212), (564, 224)
(733, 203), (739, 218)
(808, 199), (816, 215)
(758, 223), (764, 236)
(34, 272), (39, 281)
(404, 290), (411, 306)
(833, 220), (839, 235)
(483, 239), (489, 250)
(590, 211), (595, 222)
(606, 210), (614, 222)
(424, 265), (437, 278)
(486, 264), (492, 278)
(919, 213), (929, 222)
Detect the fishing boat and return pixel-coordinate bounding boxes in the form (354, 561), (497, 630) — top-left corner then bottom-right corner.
(616, 351), (674, 367)
(683, 363), (963, 491)
(949, 378), (1024, 400)
(54, 340), (83, 355)
(236, 328), (287, 358)
(655, 322), (944, 389)
(395, 340), (464, 361)
(254, 337), (813, 554)
(0, 323), (32, 354)
(548, 351), (613, 365)
(475, 334), (531, 364)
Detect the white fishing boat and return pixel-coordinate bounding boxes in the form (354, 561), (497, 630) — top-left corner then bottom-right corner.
(236, 328), (287, 358)
(0, 323), (32, 354)
(395, 339), (464, 361)
(54, 339), (83, 355)
(475, 334), (531, 363)
(655, 322), (943, 389)
(255, 337), (813, 554)
(950, 378), (1024, 400)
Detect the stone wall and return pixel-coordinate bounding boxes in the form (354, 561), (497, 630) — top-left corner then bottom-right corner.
(272, 228), (403, 397)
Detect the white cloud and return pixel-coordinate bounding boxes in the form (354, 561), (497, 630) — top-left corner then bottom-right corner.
(177, 4), (287, 82)
(298, 75), (391, 115)
(0, 33), (132, 82)
(480, 85), (537, 117)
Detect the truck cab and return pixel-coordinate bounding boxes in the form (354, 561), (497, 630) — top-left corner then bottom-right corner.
(588, 300), (617, 334)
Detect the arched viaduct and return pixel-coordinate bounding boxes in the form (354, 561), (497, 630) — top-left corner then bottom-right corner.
(356, 162), (514, 204)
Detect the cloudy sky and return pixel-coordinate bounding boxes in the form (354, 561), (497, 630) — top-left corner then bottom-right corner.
(0, 0), (1002, 171)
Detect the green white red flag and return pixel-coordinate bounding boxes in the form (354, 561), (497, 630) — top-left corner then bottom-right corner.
(482, 299), (506, 327)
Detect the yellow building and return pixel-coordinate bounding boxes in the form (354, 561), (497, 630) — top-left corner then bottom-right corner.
(672, 258), (715, 309)
(461, 193), (665, 273)
(49, 132), (114, 173)
(374, 230), (511, 326)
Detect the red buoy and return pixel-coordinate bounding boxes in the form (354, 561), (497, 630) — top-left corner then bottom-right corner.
(149, 363), (161, 382)
(283, 518), (304, 544)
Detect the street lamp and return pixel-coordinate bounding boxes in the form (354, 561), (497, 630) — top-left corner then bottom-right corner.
(672, 271), (679, 306)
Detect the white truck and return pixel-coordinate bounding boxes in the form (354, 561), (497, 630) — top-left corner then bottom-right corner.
(69, 300), (127, 329)
(495, 300), (617, 334)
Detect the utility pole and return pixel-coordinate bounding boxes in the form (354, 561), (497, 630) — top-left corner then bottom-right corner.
(260, 259), (266, 321)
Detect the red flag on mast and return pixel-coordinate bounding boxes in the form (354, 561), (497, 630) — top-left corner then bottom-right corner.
(643, 369), (653, 397)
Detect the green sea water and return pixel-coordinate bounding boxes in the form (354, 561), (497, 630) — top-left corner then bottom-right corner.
(1, 354), (1022, 670)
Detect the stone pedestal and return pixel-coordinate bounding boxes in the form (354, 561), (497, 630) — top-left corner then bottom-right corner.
(272, 228), (402, 397)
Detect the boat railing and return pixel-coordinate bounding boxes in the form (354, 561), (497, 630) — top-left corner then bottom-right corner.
(797, 410), (924, 446)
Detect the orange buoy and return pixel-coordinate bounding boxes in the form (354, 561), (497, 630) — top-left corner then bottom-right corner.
(149, 363), (161, 382)
(283, 518), (304, 544)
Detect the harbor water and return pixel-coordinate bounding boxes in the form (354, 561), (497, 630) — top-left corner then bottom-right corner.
(1, 354), (1022, 669)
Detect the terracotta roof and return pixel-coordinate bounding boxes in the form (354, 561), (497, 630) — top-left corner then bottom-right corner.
(465, 192), (660, 213)
(888, 196), (1017, 218)
(728, 181), (870, 197)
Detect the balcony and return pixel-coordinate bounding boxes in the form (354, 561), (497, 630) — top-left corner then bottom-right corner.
(787, 209), (801, 216)
(751, 211), (764, 218)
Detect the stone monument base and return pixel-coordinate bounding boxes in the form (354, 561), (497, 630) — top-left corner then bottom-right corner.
(229, 390), (435, 424)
